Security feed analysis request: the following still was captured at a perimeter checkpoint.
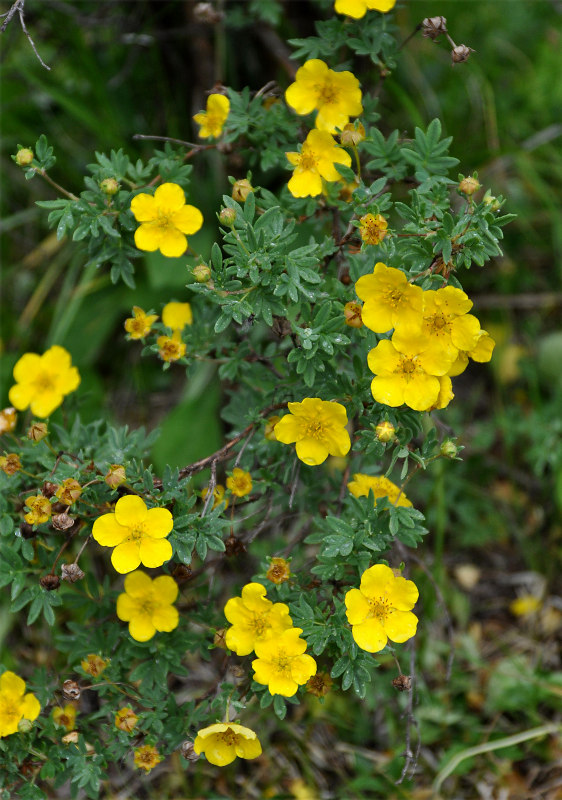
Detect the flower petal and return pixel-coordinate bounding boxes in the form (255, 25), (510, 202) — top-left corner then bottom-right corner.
(295, 438), (329, 466)
(386, 576), (419, 610)
(29, 390), (64, 418)
(111, 540), (141, 574)
(116, 593), (137, 622)
(225, 625), (256, 656)
(123, 570), (153, 597)
(128, 615), (157, 642)
(145, 507), (174, 538)
(345, 588), (371, 624)
(152, 603), (179, 633)
(139, 536), (172, 569)
(273, 414), (302, 444)
(20, 693), (40, 722)
(172, 205), (203, 235)
(134, 223), (161, 252)
(130, 193), (157, 222)
(159, 229), (188, 258)
(92, 513), (128, 547)
(351, 618), (387, 652)
(383, 610), (418, 643)
(152, 575), (178, 604)
(0, 671), (25, 698)
(360, 564), (395, 596)
(115, 495), (148, 527)
(153, 182), (186, 213)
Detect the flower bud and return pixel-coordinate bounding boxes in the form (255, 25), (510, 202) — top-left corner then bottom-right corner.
(264, 415), (280, 441)
(231, 179), (254, 203)
(192, 263), (212, 283)
(440, 439), (459, 458)
(52, 512), (75, 531)
(15, 148), (34, 167)
(213, 628), (227, 649)
(27, 422), (48, 443)
(375, 420), (396, 443)
(422, 16), (447, 40)
(459, 176), (481, 196)
(340, 122), (365, 147)
(0, 407), (17, 433)
(306, 672), (333, 698)
(61, 563), (85, 583)
(40, 574), (61, 591)
(62, 680), (81, 702)
(104, 464), (127, 489)
(172, 563), (193, 584)
(483, 191), (501, 212)
(451, 44), (475, 64)
(180, 740), (200, 761)
(17, 718), (34, 734)
(100, 177), (119, 195)
(219, 207), (236, 225)
(266, 557), (291, 584)
(0, 454), (22, 475)
(343, 301), (363, 328)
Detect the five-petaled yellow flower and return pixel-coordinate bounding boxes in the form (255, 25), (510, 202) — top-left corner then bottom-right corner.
(131, 182), (203, 258)
(134, 744), (162, 772)
(226, 468), (253, 498)
(286, 129), (352, 198)
(117, 570), (179, 642)
(418, 287), (482, 366)
(9, 345), (80, 418)
(24, 495), (52, 526)
(252, 627), (317, 697)
(194, 722), (262, 766)
(345, 564), (419, 653)
(92, 495), (173, 574)
(224, 582), (292, 656)
(359, 213), (389, 246)
(124, 307), (158, 340)
(355, 263), (423, 334)
(157, 331), (186, 362)
(52, 704), (77, 731)
(55, 478), (82, 506)
(80, 654), (109, 678)
(162, 302), (193, 331)
(193, 93), (230, 139)
(115, 707), (138, 732)
(335, 0), (396, 18)
(347, 474), (412, 507)
(274, 398), (351, 466)
(0, 671), (40, 738)
(285, 59), (363, 133)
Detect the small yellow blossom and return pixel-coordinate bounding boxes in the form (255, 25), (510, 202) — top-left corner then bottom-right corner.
(347, 474), (412, 507)
(264, 415), (280, 441)
(202, 484), (228, 509)
(0, 671), (40, 738)
(355, 263), (423, 333)
(345, 564), (419, 653)
(0, 407), (17, 434)
(193, 722), (262, 767)
(131, 182), (203, 258)
(92, 495), (173, 574)
(162, 301), (193, 331)
(117, 570), (179, 642)
(124, 307), (158, 340)
(52, 704), (77, 731)
(115, 707), (139, 732)
(274, 398), (351, 466)
(157, 331), (186, 362)
(285, 59), (362, 133)
(224, 582), (293, 656)
(0, 454), (22, 475)
(510, 595), (542, 617)
(359, 214), (389, 246)
(286, 129), (352, 198)
(9, 345), (80, 418)
(80, 654), (109, 678)
(335, 0), (396, 18)
(134, 744), (162, 772)
(252, 627), (317, 696)
(419, 287), (482, 366)
(375, 421), (395, 442)
(226, 468), (253, 498)
(105, 464), (127, 489)
(193, 93), (230, 139)
(266, 557), (291, 585)
(55, 478), (82, 506)
(24, 494), (52, 525)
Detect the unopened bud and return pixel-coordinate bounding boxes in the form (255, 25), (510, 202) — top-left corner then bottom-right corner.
(459, 176), (481, 196)
(52, 512), (75, 531)
(440, 439), (459, 458)
(181, 740), (200, 761)
(17, 718), (34, 733)
(344, 301), (363, 328)
(15, 148), (34, 167)
(0, 407), (17, 434)
(100, 177), (119, 195)
(340, 122), (365, 147)
(483, 191), (501, 212)
(264, 415), (280, 441)
(219, 207), (236, 225)
(61, 563), (85, 583)
(213, 628), (227, 649)
(422, 16), (447, 40)
(27, 422), (48, 443)
(40, 574), (60, 591)
(62, 680), (81, 701)
(375, 420), (396, 443)
(105, 464), (126, 489)
(451, 44), (475, 64)
(232, 179), (254, 203)
(192, 263), (212, 283)
(392, 674), (412, 692)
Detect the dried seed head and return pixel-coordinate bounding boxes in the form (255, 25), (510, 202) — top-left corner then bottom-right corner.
(340, 121), (366, 147)
(392, 674), (412, 692)
(306, 672), (333, 698)
(62, 731), (79, 745)
(224, 535), (245, 556)
(61, 563), (85, 582)
(180, 740), (200, 761)
(0, 454), (22, 475)
(52, 512), (75, 531)
(266, 557), (291, 584)
(451, 44), (475, 64)
(42, 481), (58, 498)
(213, 628), (227, 649)
(40, 574), (60, 591)
(104, 464), (127, 489)
(172, 563), (193, 584)
(81, 654), (110, 677)
(422, 16), (447, 40)
(62, 680), (81, 701)
(20, 522), (35, 539)
(0, 407), (17, 434)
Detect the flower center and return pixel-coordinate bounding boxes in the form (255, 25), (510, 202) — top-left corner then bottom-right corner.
(318, 83), (339, 104)
(128, 523), (147, 542)
(139, 598), (155, 615)
(386, 288), (403, 307)
(0, 702), (18, 722)
(220, 729), (240, 747)
(368, 596), (391, 622)
(399, 357), (416, 376)
(299, 151), (319, 171)
(156, 211), (173, 230)
(34, 371), (55, 392)
(250, 614), (268, 637)
(274, 655), (292, 674)
(304, 420), (325, 439)
(428, 314), (449, 333)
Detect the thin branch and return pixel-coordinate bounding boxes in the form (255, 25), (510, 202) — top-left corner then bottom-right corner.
(1, 0), (50, 70)
(396, 641), (421, 784)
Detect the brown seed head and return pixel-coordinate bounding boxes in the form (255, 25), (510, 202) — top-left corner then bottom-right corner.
(451, 44), (475, 64)
(20, 522), (35, 539)
(213, 628), (228, 649)
(266, 557), (291, 585)
(0, 453), (22, 475)
(42, 481), (58, 498)
(62, 680), (81, 701)
(172, 563), (193, 584)
(81, 654), (110, 677)
(422, 16), (447, 40)
(340, 122), (366, 147)
(225, 535), (245, 556)
(0, 407), (17, 434)
(40, 574), (60, 591)
(193, 2), (224, 23)
(180, 740), (200, 761)
(306, 672), (333, 698)
(52, 512), (76, 531)
(105, 464), (127, 489)
(62, 731), (79, 745)
(392, 674), (412, 692)
(61, 563), (85, 583)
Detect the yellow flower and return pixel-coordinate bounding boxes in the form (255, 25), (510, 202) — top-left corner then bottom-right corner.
(24, 494), (52, 525)
(266, 557), (291, 585)
(429, 376), (454, 410)
(157, 331), (186, 362)
(347, 474), (412, 507)
(447, 329), (496, 377)
(80, 654), (109, 678)
(124, 307), (158, 340)
(285, 59), (363, 133)
(419, 287), (482, 366)
(367, 331), (455, 411)
(286, 129), (352, 198)
(193, 93), (230, 139)
(252, 627), (317, 696)
(345, 564), (419, 653)
(201, 484), (228, 509)
(9, 345), (80, 418)
(359, 214), (388, 246)
(274, 398), (351, 466)
(131, 182), (203, 258)
(133, 744), (162, 772)
(92, 495), (173, 574)
(162, 301), (193, 331)
(0, 407), (17, 434)
(224, 582), (293, 656)
(0, 671), (40, 737)
(264, 415), (280, 441)
(55, 478), (82, 506)
(116, 570), (179, 642)
(510, 595), (542, 618)
(355, 263), (423, 333)
(193, 722), (262, 767)
(0, 454), (22, 475)
(115, 707), (139, 732)
(52, 704), (77, 731)
(335, 0), (396, 18)
(226, 468), (253, 498)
